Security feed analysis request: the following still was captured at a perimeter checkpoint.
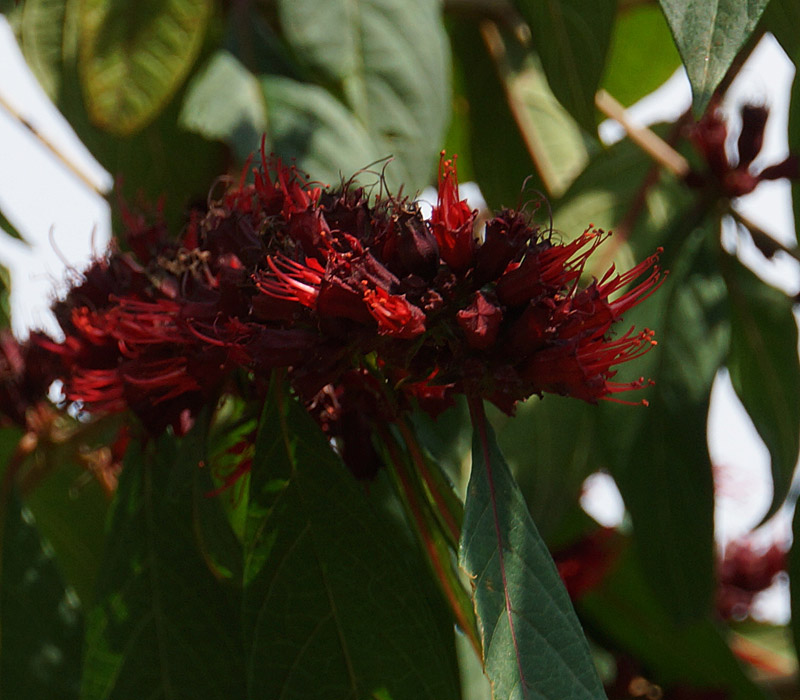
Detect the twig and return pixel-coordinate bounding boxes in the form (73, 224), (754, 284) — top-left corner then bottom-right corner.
(729, 207), (800, 265)
(595, 89), (690, 179)
(0, 91), (107, 196)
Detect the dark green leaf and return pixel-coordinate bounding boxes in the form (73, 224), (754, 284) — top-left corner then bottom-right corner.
(602, 225), (728, 621)
(447, 19), (547, 210)
(78, 0), (213, 135)
(18, 0), (67, 100)
(581, 542), (768, 699)
(513, 0), (615, 130)
(789, 511), (800, 675)
(658, 0), (769, 114)
(0, 263), (11, 329)
(243, 383), (460, 699)
(23, 458), (109, 607)
(80, 431), (245, 700)
(490, 395), (600, 546)
(275, 0), (451, 191)
(476, 22), (591, 198)
(0, 201), (27, 243)
(762, 0), (800, 58)
(723, 253), (800, 518)
(459, 404), (605, 700)
(1, 488), (83, 700)
(601, 3), (682, 108)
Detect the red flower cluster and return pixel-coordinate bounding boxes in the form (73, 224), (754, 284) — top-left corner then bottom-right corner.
(1, 151), (662, 473)
(716, 538), (786, 620)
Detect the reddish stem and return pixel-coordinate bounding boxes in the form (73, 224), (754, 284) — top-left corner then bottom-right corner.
(397, 418), (461, 546)
(378, 425), (481, 658)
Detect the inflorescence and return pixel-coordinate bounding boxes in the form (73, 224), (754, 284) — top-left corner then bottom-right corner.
(0, 150), (663, 478)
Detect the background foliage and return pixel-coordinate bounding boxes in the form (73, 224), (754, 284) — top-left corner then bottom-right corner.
(1, 0), (800, 698)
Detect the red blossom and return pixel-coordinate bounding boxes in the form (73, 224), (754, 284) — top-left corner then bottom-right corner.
(430, 153), (476, 271)
(0, 150), (663, 476)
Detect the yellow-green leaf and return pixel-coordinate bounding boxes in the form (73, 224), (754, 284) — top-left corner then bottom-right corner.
(78, 0), (212, 135)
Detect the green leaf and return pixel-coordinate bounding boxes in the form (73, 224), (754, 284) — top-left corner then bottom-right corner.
(0, 201), (26, 243)
(18, 0), (67, 100)
(490, 395), (600, 546)
(602, 224), (728, 621)
(260, 75), (381, 187)
(513, 0), (615, 131)
(762, 0), (800, 58)
(658, 0), (769, 114)
(1, 489), (84, 700)
(447, 19), (547, 210)
(581, 542), (768, 699)
(477, 22), (591, 198)
(275, 0), (451, 191)
(80, 431), (246, 700)
(78, 0), (213, 135)
(179, 51), (268, 161)
(601, 3), (681, 108)
(243, 383), (460, 699)
(0, 263), (11, 329)
(459, 402), (605, 700)
(23, 457), (109, 607)
(787, 504), (800, 684)
(723, 253), (800, 519)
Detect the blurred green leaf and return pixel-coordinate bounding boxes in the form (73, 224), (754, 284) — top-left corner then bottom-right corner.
(80, 431), (245, 700)
(243, 383), (460, 700)
(762, 0), (800, 57)
(723, 253), (800, 520)
(78, 0), (213, 135)
(0, 201), (26, 243)
(602, 224), (727, 622)
(179, 50), (267, 161)
(448, 19), (546, 209)
(658, 0), (768, 114)
(478, 22), (591, 198)
(275, 0), (450, 191)
(601, 3), (681, 108)
(17, 0), (67, 100)
(490, 394), (600, 546)
(786, 504), (800, 687)
(0, 263), (11, 328)
(459, 405), (605, 700)
(23, 457), (109, 607)
(260, 74), (381, 186)
(1, 488), (84, 700)
(513, 0), (615, 131)
(581, 542), (768, 699)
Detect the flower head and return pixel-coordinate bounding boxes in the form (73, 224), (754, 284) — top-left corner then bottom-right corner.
(1, 150), (663, 470)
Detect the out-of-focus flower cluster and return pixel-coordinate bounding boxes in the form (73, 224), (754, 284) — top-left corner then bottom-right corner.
(716, 538), (787, 621)
(688, 102), (798, 198)
(0, 150), (662, 477)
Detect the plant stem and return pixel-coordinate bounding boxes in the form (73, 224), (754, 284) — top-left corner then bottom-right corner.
(0, 91), (107, 197)
(396, 417), (462, 547)
(378, 425), (482, 658)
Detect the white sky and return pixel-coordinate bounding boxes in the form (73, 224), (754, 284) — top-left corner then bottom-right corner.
(0, 18), (797, 620)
